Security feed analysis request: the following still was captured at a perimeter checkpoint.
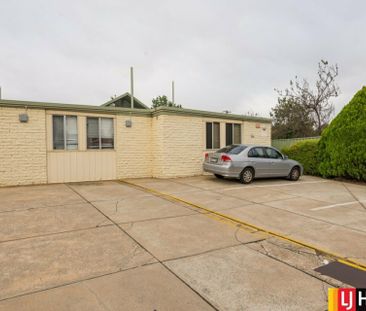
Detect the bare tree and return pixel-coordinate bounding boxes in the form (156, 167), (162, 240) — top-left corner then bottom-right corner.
(275, 60), (339, 134)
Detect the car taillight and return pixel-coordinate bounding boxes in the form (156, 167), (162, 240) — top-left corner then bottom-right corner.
(221, 154), (232, 162)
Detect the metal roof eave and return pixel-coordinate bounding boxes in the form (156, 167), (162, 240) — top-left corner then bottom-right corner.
(0, 99), (271, 123)
(0, 99), (152, 116)
(152, 106), (272, 123)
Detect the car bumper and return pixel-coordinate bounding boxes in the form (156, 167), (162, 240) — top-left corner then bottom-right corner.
(203, 162), (239, 178)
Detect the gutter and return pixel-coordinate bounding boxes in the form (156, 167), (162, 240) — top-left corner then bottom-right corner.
(0, 99), (272, 123)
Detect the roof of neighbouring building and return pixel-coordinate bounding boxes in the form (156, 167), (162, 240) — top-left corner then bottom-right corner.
(101, 93), (149, 109)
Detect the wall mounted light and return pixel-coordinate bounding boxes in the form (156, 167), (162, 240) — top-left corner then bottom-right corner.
(19, 113), (29, 123)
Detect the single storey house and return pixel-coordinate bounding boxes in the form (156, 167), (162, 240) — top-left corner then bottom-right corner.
(0, 93), (271, 186)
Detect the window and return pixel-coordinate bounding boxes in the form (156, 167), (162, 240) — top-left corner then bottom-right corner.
(218, 145), (247, 154)
(87, 117), (114, 149)
(206, 122), (220, 149)
(248, 147), (266, 158)
(226, 123), (241, 145)
(265, 147), (283, 159)
(52, 115), (78, 150)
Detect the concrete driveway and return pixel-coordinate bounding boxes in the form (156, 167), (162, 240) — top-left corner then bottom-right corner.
(0, 176), (365, 310)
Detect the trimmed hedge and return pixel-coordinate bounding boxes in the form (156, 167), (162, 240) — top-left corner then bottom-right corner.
(282, 140), (320, 175)
(318, 87), (366, 181)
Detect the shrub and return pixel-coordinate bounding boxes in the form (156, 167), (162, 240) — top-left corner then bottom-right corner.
(318, 87), (366, 181)
(282, 140), (320, 175)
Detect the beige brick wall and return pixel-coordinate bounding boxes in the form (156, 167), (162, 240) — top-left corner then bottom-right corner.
(151, 114), (271, 178)
(151, 115), (165, 177)
(0, 106), (271, 185)
(152, 114), (204, 178)
(0, 107), (47, 186)
(243, 121), (271, 146)
(116, 115), (152, 178)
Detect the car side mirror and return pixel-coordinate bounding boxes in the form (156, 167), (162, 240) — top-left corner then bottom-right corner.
(283, 155), (288, 160)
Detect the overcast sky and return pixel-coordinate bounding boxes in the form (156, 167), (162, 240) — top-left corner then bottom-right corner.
(1, 0), (365, 117)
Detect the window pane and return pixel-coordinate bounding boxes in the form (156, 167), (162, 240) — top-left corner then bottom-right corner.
(248, 148), (255, 157)
(218, 145), (247, 154)
(255, 147), (266, 158)
(265, 148), (282, 159)
(206, 123), (212, 149)
(101, 118), (114, 149)
(53, 116), (64, 150)
(234, 124), (241, 144)
(66, 116), (78, 150)
(226, 123), (233, 146)
(87, 117), (99, 149)
(213, 122), (220, 149)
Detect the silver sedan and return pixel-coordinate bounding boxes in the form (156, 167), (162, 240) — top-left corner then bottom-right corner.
(203, 144), (303, 184)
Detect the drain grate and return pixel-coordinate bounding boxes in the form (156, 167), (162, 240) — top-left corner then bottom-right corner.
(315, 261), (366, 287)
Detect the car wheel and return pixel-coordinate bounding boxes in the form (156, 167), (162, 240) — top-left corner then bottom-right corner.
(289, 166), (300, 181)
(214, 174), (224, 179)
(239, 167), (254, 184)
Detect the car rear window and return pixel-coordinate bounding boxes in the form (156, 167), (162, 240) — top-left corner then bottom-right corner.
(217, 145), (247, 154)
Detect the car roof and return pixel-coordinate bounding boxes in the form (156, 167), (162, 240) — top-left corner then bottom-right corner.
(246, 145), (272, 148)
(246, 145), (281, 151)
(219, 144), (279, 150)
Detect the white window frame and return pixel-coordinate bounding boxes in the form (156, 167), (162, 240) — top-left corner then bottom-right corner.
(52, 115), (78, 150)
(206, 122), (220, 149)
(226, 123), (241, 145)
(86, 117), (114, 150)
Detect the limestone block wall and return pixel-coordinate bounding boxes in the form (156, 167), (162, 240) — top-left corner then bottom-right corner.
(0, 107), (47, 186)
(116, 115), (153, 179)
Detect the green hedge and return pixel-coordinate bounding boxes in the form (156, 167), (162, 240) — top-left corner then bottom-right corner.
(318, 87), (366, 181)
(282, 140), (320, 175)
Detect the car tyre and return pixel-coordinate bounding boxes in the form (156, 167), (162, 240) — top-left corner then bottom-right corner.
(239, 167), (254, 184)
(214, 174), (224, 179)
(289, 166), (300, 181)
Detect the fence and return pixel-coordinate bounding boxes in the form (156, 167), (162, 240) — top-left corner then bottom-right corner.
(271, 136), (320, 150)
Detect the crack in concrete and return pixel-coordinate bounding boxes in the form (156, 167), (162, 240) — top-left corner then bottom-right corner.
(0, 261), (158, 303)
(84, 282), (112, 311)
(116, 212), (200, 228)
(234, 225), (266, 246)
(0, 223), (114, 245)
(342, 182), (366, 211)
(123, 179), (366, 288)
(265, 239), (316, 257)
(254, 241), (337, 287)
(0, 201), (85, 214)
(162, 243), (251, 263)
(167, 178), (366, 234)
(66, 183), (220, 311)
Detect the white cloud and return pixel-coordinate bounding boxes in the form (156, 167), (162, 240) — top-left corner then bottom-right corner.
(1, 0), (365, 116)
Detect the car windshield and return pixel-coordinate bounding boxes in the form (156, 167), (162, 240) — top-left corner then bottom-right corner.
(217, 145), (247, 155)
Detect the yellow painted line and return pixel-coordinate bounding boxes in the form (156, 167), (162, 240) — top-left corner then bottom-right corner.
(120, 179), (366, 272)
(337, 258), (366, 271)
